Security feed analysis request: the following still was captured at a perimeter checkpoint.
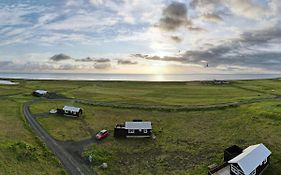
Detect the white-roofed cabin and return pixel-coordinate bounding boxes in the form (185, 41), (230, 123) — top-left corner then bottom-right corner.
(228, 143), (271, 175)
(33, 90), (48, 97)
(114, 120), (152, 138)
(57, 106), (82, 117)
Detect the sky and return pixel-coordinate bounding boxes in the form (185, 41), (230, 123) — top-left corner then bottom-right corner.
(0, 0), (280, 74)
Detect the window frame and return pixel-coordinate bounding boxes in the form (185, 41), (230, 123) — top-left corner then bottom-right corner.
(128, 129), (134, 134)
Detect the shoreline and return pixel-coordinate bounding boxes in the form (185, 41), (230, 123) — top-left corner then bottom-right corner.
(0, 75), (280, 83)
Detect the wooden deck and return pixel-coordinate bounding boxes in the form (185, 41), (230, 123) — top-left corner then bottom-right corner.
(212, 165), (230, 175)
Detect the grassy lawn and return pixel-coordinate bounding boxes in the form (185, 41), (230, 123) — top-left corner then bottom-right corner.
(14, 80), (273, 106)
(0, 98), (65, 175)
(31, 100), (281, 175)
(2, 78), (281, 175)
(60, 81), (272, 105)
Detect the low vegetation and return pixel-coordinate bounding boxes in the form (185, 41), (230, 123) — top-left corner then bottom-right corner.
(0, 98), (65, 174)
(2, 78), (281, 174)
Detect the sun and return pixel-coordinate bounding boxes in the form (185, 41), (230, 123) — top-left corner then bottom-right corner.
(145, 61), (168, 74)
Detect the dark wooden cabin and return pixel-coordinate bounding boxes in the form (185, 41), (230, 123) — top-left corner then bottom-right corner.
(57, 106), (82, 117)
(228, 143), (271, 175)
(32, 90), (48, 97)
(114, 120), (152, 138)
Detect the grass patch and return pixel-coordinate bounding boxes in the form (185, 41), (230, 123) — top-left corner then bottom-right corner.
(0, 98), (65, 174)
(83, 144), (113, 165)
(36, 100), (281, 175)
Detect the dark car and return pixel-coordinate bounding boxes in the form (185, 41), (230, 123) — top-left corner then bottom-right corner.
(95, 129), (109, 140)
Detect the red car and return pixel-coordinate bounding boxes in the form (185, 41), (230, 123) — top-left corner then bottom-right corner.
(95, 129), (109, 140)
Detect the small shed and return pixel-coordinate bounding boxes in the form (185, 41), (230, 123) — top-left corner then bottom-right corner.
(224, 145), (243, 162)
(228, 143), (271, 175)
(114, 120), (152, 138)
(57, 106), (82, 117)
(33, 90), (48, 97)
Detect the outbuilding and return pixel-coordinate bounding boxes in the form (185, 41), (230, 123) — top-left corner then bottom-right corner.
(114, 120), (152, 138)
(57, 106), (83, 117)
(33, 90), (48, 97)
(228, 143), (271, 175)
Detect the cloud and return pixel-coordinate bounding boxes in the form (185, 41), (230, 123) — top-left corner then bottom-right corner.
(170, 36), (182, 43)
(50, 54), (72, 62)
(201, 13), (223, 23)
(157, 2), (191, 31)
(93, 63), (111, 69)
(117, 59), (138, 65)
(190, 0), (277, 20)
(89, 0), (104, 6)
(132, 26), (281, 71)
(94, 58), (111, 63)
(188, 27), (207, 32)
(75, 57), (111, 63)
(132, 54), (180, 62)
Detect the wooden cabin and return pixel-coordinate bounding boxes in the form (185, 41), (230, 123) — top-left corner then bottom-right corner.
(228, 143), (271, 175)
(57, 106), (82, 117)
(114, 120), (152, 138)
(33, 90), (48, 97)
(208, 143), (271, 175)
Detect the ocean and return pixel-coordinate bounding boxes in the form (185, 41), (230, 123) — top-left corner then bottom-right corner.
(0, 72), (280, 82)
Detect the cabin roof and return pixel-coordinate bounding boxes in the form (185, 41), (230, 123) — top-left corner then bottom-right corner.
(63, 106), (81, 112)
(35, 90), (48, 94)
(125, 121), (152, 130)
(228, 143), (271, 175)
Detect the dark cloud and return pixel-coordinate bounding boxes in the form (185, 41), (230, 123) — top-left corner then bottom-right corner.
(50, 54), (72, 61)
(95, 58), (111, 63)
(75, 57), (94, 62)
(132, 54), (181, 62)
(117, 59), (138, 65)
(131, 53), (149, 58)
(157, 2), (191, 31)
(133, 26), (281, 71)
(93, 63), (111, 69)
(188, 27), (207, 32)
(76, 57), (110, 63)
(170, 36), (182, 43)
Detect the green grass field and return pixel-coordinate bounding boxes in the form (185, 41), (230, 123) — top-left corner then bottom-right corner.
(0, 98), (65, 175)
(31, 100), (281, 175)
(2, 78), (281, 174)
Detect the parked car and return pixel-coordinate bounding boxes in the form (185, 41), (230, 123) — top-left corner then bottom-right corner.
(95, 130), (109, 140)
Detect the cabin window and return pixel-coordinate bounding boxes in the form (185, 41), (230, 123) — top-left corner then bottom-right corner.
(263, 158), (267, 164)
(128, 129), (134, 134)
(144, 129), (148, 133)
(250, 169), (256, 175)
(230, 164), (239, 175)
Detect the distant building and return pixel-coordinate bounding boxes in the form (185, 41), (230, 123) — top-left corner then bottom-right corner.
(208, 143), (271, 175)
(33, 90), (48, 97)
(213, 80), (230, 85)
(114, 120), (152, 138)
(57, 106), (83, 117)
